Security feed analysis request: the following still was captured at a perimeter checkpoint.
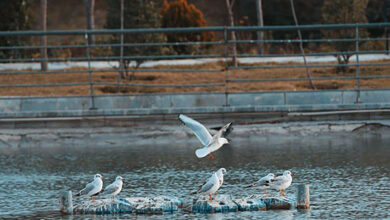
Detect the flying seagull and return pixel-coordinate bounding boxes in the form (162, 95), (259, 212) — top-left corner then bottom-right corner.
(192, 168), (226, 200)
(75, 174), (103, 202)
(179, 114), (232, 160)
(245, 173), (275, 194)
(101, 176), (123, 202)
(269, 170), (293, 196)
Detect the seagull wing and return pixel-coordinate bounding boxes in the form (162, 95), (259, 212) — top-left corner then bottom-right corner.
(244, 181), (258, 188)
(179, 114), (212, 146)
(76, 181), (95, 196)
(103, 183), (120, 195)
(215, 122), (233, 138)
(198, 181), (215, 193)
(258, 176), (271, 186)
(271, 175), (289, 185)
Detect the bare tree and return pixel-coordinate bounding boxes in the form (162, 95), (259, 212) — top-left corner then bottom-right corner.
(40, 0), (48, 71)
(255, 0), (264, 54)
(225, 0), (237, 66)
(83, 0), (95, 45)
(290, 0), (315, 89)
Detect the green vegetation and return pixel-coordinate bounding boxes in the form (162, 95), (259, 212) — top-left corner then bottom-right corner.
(105, 0), (167, 80)
(321, 0), (369, 72)
(0, 0), (32, 59)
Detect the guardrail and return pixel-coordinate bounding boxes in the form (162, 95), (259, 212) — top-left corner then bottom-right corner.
(0, 23), (390, 110)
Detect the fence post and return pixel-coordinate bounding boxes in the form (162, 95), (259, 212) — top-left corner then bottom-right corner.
(85, 33), (97, 110)
(296, 184), (310, 209)
(223, 26), (230, 107)
(355, 24), (361, 104)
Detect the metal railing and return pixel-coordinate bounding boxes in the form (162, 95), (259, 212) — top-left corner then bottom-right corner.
(0, 23), (390, 109)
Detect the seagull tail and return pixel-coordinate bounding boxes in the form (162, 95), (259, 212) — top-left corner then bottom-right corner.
(190, 191), (198, 195)
(75, 192), (81, 197)
(195, 147), (210, 158)
(244, 184), (254, 189)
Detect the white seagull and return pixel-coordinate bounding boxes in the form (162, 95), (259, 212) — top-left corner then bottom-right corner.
(269, 171), (293, 196)
(101, 176), (123, 201)
(216, 168), (227, 186)
(179, 114), (232, 160)
(75, 174), (104, 202)
(192, 168), (226, 200)
(246, 173), (275, 194)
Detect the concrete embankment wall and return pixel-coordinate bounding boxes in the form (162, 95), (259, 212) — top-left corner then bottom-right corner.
(1, 90), (390, 118)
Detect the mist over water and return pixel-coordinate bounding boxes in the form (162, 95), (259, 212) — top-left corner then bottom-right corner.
(1, 133), (389, 219)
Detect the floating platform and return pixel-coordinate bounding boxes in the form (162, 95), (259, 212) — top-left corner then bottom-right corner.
(192, 194), (295, 213)
(60, 193), (183, 215)
(60, 184), (309, 215)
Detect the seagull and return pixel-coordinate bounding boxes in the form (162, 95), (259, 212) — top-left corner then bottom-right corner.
(192, 169), (226, 200)
(216, 168), (227, 186)
(179, 114), (232, 160)
(245, 173), (275, 194)
(269, 171), (293, 196)
(75, 174), (104, 202)
(101, 176), (123, 202)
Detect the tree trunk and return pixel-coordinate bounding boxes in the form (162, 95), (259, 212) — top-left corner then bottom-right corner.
(290, 0), (315, 89)
(255, 0), (264, 54)
(83, 0), (95, 45)
(120, 0), (125, 79)
(40, 0), (48, 71)
(225, 0), (237, 67)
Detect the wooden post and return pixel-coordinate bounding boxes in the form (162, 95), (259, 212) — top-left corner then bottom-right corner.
(296, 184), (310, 209)
(60, 190), (73, 214)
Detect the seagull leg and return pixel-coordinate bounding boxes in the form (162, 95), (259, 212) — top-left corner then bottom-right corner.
(264, 188), (267, 194)
(91, 196), (95, 202)
(209, 194), (212, 201)
(208, 154), (214, 160)
(281, 189), (286, 197)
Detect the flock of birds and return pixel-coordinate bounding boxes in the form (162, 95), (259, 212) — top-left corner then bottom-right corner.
(75, 114), (293, 202)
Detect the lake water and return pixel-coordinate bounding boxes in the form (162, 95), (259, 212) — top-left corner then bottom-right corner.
(1, 130), (390, 219)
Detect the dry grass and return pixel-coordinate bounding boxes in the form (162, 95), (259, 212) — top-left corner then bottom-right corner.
(1, 60), (390, 96)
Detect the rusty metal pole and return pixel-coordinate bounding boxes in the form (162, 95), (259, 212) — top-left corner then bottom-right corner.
(355, 24), (361, 103)
(85, 33), (97, 110)
(296, 184), (310, 209)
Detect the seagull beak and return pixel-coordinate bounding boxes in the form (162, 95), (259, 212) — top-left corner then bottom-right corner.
(101, 175), (104, 179)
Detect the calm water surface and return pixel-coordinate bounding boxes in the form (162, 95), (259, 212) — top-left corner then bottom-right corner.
(0, 134), (389, 219)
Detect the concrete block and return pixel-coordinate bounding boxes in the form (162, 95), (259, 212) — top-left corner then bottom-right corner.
(233, 197), (267, 211)
(248, 195), (295, 210)
(286, 91), (342, 105)
(72, 196), (182, 215)
(0, 99), (21, 113)
(192, 194), (238, 213)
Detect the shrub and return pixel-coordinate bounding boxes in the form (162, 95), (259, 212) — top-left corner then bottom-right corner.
(161, 0), (214, 55)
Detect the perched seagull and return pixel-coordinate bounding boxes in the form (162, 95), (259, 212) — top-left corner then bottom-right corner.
(245, 173), (275, 194)
(101, 176), (123, 202)
(269, 171), (293, 196)
(216, 168), (227, 186)
(75, 174), (104, 202)
(192, 169), (226, 200)
(179, 114), (232, 160)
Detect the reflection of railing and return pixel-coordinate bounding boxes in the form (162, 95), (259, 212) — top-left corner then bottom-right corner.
(0, 23), (389, 109)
